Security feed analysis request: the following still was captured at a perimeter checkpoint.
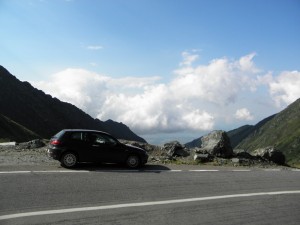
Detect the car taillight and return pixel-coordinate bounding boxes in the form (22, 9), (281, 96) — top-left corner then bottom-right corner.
(50, 140), (61, 145)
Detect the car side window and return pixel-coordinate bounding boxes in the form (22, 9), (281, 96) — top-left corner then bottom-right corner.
(90, 134), (106, 144)
(89, 133), (118, 145)
(70, 132), (89, 142)
(103, 134), (118, 145)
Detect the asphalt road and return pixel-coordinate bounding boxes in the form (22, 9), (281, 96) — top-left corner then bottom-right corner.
(1, 164), (300, 225)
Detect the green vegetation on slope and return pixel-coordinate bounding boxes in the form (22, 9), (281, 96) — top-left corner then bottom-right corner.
(236, 98), (300, 165)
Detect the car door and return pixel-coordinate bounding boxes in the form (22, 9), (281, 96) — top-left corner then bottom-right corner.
(88, 132), (127, 163)
(67, 131), (93, 162)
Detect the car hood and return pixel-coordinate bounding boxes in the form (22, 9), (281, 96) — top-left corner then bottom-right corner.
(125, 144), (146, 153)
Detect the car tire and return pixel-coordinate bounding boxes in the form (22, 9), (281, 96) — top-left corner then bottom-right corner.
(61, 152), (77, 168)
(126, 155), (140, 169)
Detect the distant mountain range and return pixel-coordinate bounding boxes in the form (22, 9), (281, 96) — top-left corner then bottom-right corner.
(0, 66), (146, 143)
(186, 98), (300, 166)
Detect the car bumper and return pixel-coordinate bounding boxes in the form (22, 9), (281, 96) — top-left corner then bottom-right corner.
(141, 154), (148, 165)
(47, 148), (61, 160)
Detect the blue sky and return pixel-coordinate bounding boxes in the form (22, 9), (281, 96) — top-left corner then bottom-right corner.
(1, 0), (300, 144)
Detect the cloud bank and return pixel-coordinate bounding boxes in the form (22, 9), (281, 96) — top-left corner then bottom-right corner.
(269, 71), (300, 107)
(32, 53), (300, 136)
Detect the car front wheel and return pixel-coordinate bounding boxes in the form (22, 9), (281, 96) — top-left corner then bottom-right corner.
(126, 155), (140, 168)
(61, 152), (77, 168)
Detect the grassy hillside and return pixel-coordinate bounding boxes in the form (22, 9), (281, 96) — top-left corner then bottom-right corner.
(227, 115), (276, 148)
(0, 114), (40, 142)
(236, 98), (300, 166)
(186, 115), (275, 149)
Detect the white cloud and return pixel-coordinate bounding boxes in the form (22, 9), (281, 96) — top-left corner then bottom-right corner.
(32, 52), (298, 139)
(32, 68), (110, 116)
(235, 108), (254, 121)
(269, 70), (300, 107)
(87, 45), (103, 50)
(172, 53), (260, 105)
(107, 76), (161, 90)
(237, 52), (260, 73)
(182, 110), (214, 130)
(97, 84), (214, 134)
(180, 51), (199, 66)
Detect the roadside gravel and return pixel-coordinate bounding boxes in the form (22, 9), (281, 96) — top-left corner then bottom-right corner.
(0, 145), (57, 166)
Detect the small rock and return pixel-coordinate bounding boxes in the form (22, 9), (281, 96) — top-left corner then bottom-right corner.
(253, 146), (285, 165)
(231, 158), (240, 163)
(163, 141), (189, 157)
(194, 153), (211, 162)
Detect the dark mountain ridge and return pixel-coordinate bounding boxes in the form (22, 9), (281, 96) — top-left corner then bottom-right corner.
(0, 66), (146, 143)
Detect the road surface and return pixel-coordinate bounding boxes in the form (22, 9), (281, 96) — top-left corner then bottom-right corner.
(1, 164), (300, 225)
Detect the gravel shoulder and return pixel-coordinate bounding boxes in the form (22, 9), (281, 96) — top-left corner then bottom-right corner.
(0, 142), (294, 170)
(0, 145), (57, 166)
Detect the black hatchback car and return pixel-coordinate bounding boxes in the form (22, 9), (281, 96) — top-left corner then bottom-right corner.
(47, 129), (148, 168)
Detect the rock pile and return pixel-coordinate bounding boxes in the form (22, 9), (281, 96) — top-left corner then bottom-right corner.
(16, 139), (45, 150)
(163, 141), (189, 158)
(142, 130), (287, 167)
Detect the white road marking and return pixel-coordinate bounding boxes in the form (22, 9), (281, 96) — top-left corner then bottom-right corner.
(0, 170), (89, 174)
(94, 170), (183, 173)
(264, 169), (281, 171)
(1, 168), (300, 175)
(33, 170), (90, 173)
(0, 171), (31, 174)
(1, 190), (300, 221)
(142, 170), (183, 172)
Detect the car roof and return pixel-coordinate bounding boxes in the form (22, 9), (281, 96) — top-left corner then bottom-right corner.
(62, 129), (112, 136)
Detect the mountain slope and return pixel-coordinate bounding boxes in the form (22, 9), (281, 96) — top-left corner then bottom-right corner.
(185, 99), (300, 166)
(227, 114), (276, 148)
(185, 114), (275, 149)
(236, 98), (300, 165)
(0, 114), (40, 142)
(0, 66), (146, 143)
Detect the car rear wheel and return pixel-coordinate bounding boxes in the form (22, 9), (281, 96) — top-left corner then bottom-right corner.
(61, 152), (77, 168)
(126, 155), (140, 169)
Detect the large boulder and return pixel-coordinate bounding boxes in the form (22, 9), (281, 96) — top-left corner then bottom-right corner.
(199, 130), (233, 158)
(253, 146), (286, 165)
(163, 141), (189, 157)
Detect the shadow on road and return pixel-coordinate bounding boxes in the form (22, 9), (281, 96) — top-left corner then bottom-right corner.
(66, 163), (171, 172)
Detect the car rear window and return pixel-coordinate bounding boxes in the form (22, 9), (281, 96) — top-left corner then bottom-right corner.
(53, 130), (65, 138)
